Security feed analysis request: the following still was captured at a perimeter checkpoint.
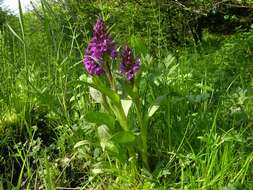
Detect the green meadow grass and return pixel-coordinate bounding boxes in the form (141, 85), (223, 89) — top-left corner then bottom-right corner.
(0, 1), (253, 189)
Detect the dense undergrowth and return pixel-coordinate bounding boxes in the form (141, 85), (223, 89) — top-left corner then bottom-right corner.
(0, 0), (253, 189)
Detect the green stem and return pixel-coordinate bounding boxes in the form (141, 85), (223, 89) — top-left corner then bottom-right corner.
(101, 94), (113, 114)
(113, 102), (128, 131)
(135, 97), (149, 170)
(102, 60), (129, 131)
(102, 93), (128, 131)
(104, 59), (116, 91)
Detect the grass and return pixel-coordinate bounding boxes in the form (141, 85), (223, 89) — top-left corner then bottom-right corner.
(0, 1), (253, 189)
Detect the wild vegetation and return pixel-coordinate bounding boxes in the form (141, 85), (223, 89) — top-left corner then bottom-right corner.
(0, 0), (253, 189)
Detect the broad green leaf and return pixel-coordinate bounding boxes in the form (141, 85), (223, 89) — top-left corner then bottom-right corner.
(98, 125), (111, 151)
(100, 140), (119, 153)
(86, 112), (115, 128)
(97, 125), (111, 140)
(89, 87), (103, 103)
(121, 99), (132, 117)
(147, 94), (167, 118)
(112, 131), (136, 144)
(74, 77), (120, 104)
(148, 105), (160, 118)
(111, 107), (128, 131)
(97, 125), (118, 153)
(92, 76), (120, 104)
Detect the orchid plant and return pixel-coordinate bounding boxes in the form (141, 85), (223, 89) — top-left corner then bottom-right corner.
(82, 17), (157, 170)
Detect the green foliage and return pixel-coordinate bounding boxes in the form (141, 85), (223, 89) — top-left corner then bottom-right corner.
(0, 0), (253, 189)
(85, 111), (115, 129)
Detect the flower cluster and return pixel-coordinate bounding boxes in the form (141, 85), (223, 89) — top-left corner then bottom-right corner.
(83, 18), (140, 80)
(120, 45), (140, 81)
(83, 18), (117, 75)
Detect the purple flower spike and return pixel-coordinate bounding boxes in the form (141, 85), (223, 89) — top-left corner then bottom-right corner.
(120, 45), (140, 81)
(83, 18), (117, 75)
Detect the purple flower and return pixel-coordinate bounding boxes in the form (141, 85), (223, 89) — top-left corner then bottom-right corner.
(120, 45), (140, 81)
(83, 18), (117, 75)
